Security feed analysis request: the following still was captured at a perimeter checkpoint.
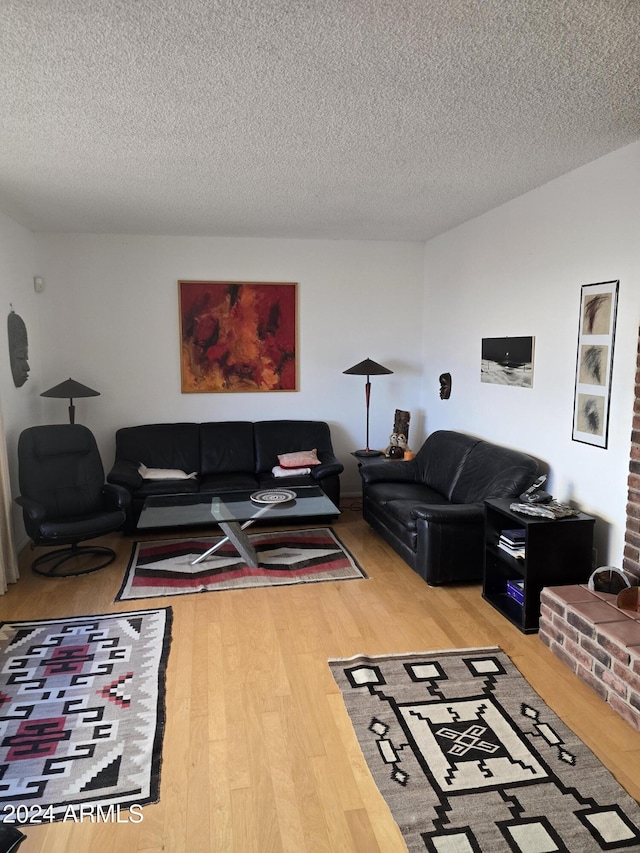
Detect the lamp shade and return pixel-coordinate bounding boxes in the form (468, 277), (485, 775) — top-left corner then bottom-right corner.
(343, 358), (393, 377)
(40, 378), (100, 400)
(41, 378), (100, 424)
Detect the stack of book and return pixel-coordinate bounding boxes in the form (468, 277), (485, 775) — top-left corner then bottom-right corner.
(506, 579), (525, 605)
(498, 528), (526, 559)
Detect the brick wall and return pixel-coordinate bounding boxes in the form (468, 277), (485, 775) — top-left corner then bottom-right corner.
(624, 327), (640, 577)
(539, 585), (640, 732)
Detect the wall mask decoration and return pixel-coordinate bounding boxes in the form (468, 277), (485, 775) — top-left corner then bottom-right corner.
(481, 336), (534, 387)
(7, 308), (30, 388)
(572, 279), (619, 448)
(439, 372), (451, 399)
(179, 281), (297, 393)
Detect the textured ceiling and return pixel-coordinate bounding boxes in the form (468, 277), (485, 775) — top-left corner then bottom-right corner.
(1, 0), (639, 241)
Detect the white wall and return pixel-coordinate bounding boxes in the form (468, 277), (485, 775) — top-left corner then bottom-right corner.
(0, 210), (44, 543)
(33, 235), (426, 496)
(422, 141), (640, 566)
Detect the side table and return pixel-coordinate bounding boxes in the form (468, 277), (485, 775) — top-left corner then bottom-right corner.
(483, 497), (595, 633)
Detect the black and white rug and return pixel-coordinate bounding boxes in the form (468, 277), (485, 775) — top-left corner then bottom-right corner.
(330, 646), (640, 852)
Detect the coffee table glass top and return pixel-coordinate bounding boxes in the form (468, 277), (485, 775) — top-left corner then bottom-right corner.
(137, 485), (339, 529)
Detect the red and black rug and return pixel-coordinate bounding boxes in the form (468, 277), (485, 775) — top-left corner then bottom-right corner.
(117, 527), (367, 601)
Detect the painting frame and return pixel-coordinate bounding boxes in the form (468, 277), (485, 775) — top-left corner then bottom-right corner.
(572, 279), (619, 448)
(179, 280), (298, 393)
(481, 336), (535, 387)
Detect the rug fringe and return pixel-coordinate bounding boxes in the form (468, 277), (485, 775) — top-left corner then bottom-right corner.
(328, 646), (502, 663)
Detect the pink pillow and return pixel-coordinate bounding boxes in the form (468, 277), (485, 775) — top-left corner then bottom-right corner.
(277, 449), (320, 469)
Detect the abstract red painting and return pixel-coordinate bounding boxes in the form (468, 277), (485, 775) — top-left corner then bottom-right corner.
(179, 281), (297, 392)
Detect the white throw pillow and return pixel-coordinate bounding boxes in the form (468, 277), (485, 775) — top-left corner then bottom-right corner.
(272, 465), (311, 478)
(138, 463), (197, 480)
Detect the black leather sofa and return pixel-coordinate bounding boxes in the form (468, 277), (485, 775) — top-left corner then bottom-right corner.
(107, 420), (343, 527)
(358, 430), (538, 586)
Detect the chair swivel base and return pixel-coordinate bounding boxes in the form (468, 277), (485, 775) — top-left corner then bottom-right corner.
(31, 544), (116, 578)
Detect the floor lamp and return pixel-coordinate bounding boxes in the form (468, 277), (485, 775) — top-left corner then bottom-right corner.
(40, 378), (100, 424)
(343, 358), (393, 457)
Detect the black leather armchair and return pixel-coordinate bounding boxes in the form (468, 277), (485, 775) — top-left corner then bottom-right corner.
(359, 430), (538, 585)
(17, 425), (130, 577)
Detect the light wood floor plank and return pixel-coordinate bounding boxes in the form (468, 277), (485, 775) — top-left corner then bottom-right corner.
(7, 509), (640, 852)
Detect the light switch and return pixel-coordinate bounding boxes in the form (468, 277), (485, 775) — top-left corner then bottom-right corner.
(34, 276), (44, 292)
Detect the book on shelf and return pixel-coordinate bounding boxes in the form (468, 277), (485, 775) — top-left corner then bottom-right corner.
(498, 540), (525, 559)
(500, 528), (526, 545)
(506, 579), (525, 605)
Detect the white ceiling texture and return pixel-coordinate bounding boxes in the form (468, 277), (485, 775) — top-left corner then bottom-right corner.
(1, 0), (639, 241)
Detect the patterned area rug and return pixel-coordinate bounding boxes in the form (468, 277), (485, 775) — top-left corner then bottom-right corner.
(0, 608), (172, 823)
(330, 646), (640, 852)
(117, 527), (366, 601)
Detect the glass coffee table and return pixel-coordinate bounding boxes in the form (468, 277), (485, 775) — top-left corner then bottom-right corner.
(137, 485), (340, 567)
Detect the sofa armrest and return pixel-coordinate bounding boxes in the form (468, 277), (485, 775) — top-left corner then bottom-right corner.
(107, 459), (143, 490)
(102, 483), (132, 511)
(410, 502), (484, 524)
(310, 452), (344, 480)
(15, 495), (47, 525)
(359, 459), (419, 485)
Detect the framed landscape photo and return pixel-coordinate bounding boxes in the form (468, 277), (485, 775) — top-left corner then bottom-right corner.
(572, 279), (619, 448)
(481, 336), (534, 387)
(179, 281), (297, 393)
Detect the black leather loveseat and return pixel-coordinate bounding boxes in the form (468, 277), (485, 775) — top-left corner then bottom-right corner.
(359, 430), (538, 586)
(107, 420), (343, 527)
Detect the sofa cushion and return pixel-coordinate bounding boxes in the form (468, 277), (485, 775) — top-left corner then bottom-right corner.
(115, 423), (200, 474)
(199, 422), (256, 475)
(365, 482), (446, 507)
(199, 472), (260, 493)
(134, 478), (200, 498)
(415, 431), (479, 500)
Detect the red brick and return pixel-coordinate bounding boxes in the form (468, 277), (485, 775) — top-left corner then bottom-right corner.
(594, 662), (628, 699)
(567, 611), (596, 638)
(538, 629), (552, 650)
(549, 641), (578, 673)
(541, 620), (568, 646)
(576, 664), (608, 701)
(628, 502), (640, 521)
(539, 604), (556, 625)
(552, 613), (578, 643)
(608, 694), (640, 732)
(628, 518), (640, 535)
(613, 660), (640, 693)
(596, 632), (631, 664)
(627, 530), (640, 550)
(580, 635), (611, 668)
(539, 595), (565, 617)
(629, 690), (640, 714)
(623, 556), (640, 575)
(565, 637), (593, 670)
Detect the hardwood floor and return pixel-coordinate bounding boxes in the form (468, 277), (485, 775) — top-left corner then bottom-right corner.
(5, 509), (640, 852)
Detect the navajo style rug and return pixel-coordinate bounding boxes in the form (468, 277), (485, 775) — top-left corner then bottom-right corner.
(0, 608), (172, 823)
(330, 647), (640, 852)
(117, 527), (366, 601)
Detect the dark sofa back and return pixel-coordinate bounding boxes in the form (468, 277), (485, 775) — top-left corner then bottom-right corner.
(254, 420), (334, 473)
(415, 430), (479, 499)
(199, 422), (256, 474)
(115, 423), (200, 473)
(450, 439), (538, 504)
